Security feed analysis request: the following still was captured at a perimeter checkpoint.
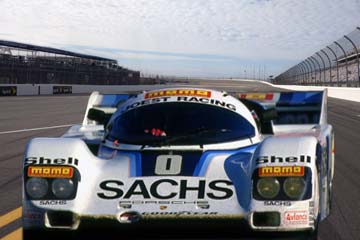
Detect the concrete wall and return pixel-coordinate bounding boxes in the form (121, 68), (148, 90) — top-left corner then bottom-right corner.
(1, 82), (360, 103)
(0, 84), (165, 96)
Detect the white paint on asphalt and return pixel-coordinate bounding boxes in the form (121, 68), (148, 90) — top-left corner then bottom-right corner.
(0, 124), (75, 135)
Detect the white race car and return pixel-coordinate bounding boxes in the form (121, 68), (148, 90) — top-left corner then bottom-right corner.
(23, 88), (334, 239)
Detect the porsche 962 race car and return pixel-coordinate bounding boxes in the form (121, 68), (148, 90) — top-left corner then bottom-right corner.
(23, 88), (334, 239)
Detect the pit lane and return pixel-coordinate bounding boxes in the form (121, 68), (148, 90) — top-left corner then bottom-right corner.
(1, 80), (360, 240)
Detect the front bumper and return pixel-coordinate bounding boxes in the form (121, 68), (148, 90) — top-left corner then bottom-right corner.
(23, 201), (315, 233)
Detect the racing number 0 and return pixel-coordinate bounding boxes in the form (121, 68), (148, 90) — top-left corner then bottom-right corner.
(155, 155), (182, 175)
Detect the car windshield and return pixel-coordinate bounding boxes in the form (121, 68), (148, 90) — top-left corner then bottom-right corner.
(107, 102), (255, 145)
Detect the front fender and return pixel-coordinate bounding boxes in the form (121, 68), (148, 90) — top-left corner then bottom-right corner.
(249, 135), (319, 231)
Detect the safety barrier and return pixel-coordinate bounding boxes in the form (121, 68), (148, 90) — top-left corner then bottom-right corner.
(1, 82), (360, 103)
(275, 27), (360, 87)
(0, 84), (166, 96)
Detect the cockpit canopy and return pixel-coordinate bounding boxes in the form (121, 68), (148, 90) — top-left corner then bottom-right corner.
(106, 102), (256, 146)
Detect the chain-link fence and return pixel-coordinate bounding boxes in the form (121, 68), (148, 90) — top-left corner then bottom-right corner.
(274, 27), (360, 87)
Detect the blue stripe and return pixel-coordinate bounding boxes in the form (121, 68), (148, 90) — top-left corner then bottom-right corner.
(129, 152), (142, 177)
(193, 144), (258, 177)
(193, 152), (217, 177)
(278, 92), (323, 105)
(223, 144), (258, 211)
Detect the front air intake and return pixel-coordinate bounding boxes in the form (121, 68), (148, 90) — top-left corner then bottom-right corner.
(45, 211), (80, 229)
(252, 212), (280, 227)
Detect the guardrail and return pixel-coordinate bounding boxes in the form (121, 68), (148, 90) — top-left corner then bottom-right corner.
(275, 27), (360, 87)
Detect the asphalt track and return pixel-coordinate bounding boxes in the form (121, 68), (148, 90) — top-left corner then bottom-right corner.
(0, 80), (360, 240)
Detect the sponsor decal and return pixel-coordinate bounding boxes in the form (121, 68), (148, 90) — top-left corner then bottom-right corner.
(159, 205), (167, 210)
(177, 96), (236, 111)
(240, 93), (273, 101)
(0, 86), (17, 96)
(125, 97), (171, 110)
(98, 179), (233, 200)
(141, 211), (218, 216)
(308, 201), (315, 219)
(259, 166), (304, 177)
(264, 201), (292, 207)
(145, 89), (211, 99)
(256, 155), (312, 165)
(284, 211), (308, 225)
(125, 96), (236, 112)
(39, 200), (67, 205)
(119, 200), (210, 205)
(25, 157), (79, 166)
(28, 166), (73, 178)
(53, 86), (72, 94)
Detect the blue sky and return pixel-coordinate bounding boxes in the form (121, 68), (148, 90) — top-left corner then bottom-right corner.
(0, 0), (359, 78)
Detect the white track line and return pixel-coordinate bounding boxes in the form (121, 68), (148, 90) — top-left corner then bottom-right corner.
(0, 124), (75, 135)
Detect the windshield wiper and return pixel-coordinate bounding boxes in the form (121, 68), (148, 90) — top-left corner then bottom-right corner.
(148, 127), (231, 147)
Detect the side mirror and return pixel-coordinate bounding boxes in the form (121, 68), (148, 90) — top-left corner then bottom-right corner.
(262, 108), (278, 121)
(87, 108), (109, 125)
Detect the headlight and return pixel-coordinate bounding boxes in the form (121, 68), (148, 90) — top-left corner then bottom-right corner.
(283, 177), (306, 199)
(52, 179), (75, 199)
(26, 178), (48, 199)
(256, 177), (280, 199)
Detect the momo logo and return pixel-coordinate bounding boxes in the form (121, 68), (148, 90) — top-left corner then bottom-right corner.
(98, 179), (233, 200)
(284, 211), (308, 225)
(145, 89), (211, 99)
(28, 166), (73, 178)
(259, 166), (304, 177)
(256, 155), (312, 165)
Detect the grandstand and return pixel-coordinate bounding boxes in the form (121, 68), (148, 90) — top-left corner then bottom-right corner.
(0, 40), (140, 85)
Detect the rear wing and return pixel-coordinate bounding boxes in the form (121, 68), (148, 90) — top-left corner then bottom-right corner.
(231, 90), (327, 126)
